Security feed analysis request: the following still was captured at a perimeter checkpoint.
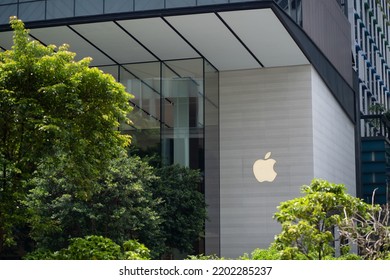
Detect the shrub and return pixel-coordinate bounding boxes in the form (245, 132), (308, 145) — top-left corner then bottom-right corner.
(24, 235), (150, 260)
(324, 254), (362, 260)
(240, 247), (281, 260)
(186, 254), (226, 260)
(122, 240), (151, 260)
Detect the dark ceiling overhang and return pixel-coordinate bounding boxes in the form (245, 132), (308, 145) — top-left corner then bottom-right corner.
(0, 1), (355, 122)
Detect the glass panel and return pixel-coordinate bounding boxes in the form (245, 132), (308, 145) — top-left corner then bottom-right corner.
(296, 0), (302, 26)
(120, 62), (161, 155)
(289, 0), (297, 22)
(75, 0), (103, 16)
(204, 60), (220, 255)
(162, 59), (204, 168)
(198, 0), (229, 5)
(47, 0), (74, 19)
(229, 0), (257, 2)
(122, 63), (161, 111)
(134, 0), (164, 11)
(274, 0), (303, 25)
(19, 2), (45, 21)
(275, 0), (288, 10)
(0, 4), (17, 25)
(0, 0), (18, 4)
(104, 0), (134, 14)
(166, 0), (196, 8)
(98, 65), (119, 81)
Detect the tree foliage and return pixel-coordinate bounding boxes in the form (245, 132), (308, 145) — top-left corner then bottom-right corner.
(239, 246), (281, 260)
(153, 164), (206, 257)
(25, 153), (163, 256)
(25, 156), (208, 259)
(25, 235), (151, 260)
(273, 179), (369, 260)
(0, 17), (132, 254)
(186, 254), (226, 260)
(0, 18), (208, 259)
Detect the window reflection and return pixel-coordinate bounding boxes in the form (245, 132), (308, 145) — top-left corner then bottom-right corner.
(275, 0), (303, 24)
(47, 0), (74, 20)
(19, 2), (45, 22)
(0, 0), (17, 4)
(162, 59), (204, 168)
(229, 0), (258, 3)
(166, 0), (196, 8)
(198, 0), (228, 5)
(119, 62), (161, 155)
(0, 4), (17, 24)
(134, 0), (164, 11)
(75, 0), (103, 16)
(104, 0), (134, 14)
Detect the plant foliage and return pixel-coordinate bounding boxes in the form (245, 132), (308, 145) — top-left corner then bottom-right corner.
(25, 153), (163, 256)
(153, 164), (206, 256)
(0, 18), (132, 256)
(273, 179), (369, 260)
(25, 235), (150, 260)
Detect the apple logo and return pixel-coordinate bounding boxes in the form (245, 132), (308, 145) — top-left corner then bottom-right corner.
(253, 152), (277, 183)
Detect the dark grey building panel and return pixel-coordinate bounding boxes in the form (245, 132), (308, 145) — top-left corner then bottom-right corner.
(302, 0), (352, 87)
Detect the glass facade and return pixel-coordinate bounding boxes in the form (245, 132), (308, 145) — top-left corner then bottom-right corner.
(113, 58), (220, 253)
(119, 62), (162, 155)
(114, 59), (220, 253)
(0, 0), (225, 252)
(274, 0), (302, 26)
(0, 0), (302, 25)
(111, 58), (219, 174)
(161, 59), (204, 169)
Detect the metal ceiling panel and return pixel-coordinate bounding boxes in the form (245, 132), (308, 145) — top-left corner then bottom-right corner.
(2, 8), (310, 71)
(30, 26), (114, 66)
(118, 17), (199, 61)
(219, 9), (308, 67)
(165, 13), (261, 71)
(0, 31), (13, 50)
(70, 21), (156, 64)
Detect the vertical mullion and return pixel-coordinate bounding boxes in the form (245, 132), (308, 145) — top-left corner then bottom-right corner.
(73, 0), (76, 17)
(44, 0), (47, 20)
(160, 61), (164, 165)
(17, 0), (20, 18)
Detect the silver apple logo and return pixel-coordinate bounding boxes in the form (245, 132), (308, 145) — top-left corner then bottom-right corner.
(253, 152), (277, 183)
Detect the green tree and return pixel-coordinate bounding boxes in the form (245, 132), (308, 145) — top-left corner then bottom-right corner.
(153, 165), (206, 258)
(25, 153), (164, 257)
(25, 235), (151, 260)
(239, 247), (281, 260)
(0, 18), (132, 256)
(186, 254), (225, 260)
(273, 179), (369, 260)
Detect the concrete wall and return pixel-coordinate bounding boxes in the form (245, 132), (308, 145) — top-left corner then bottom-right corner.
(311, 68), (356, 195)
(219, 65), (356, 258)
(219, 65), (313, 257)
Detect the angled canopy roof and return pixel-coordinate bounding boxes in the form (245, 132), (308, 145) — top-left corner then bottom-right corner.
(0, 7), (308, 69)
(0, 2), (355, 122)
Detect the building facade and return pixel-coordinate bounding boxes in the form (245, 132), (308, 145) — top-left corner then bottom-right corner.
(0, 0), (358, 258)
(347, 0), (390, 205)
